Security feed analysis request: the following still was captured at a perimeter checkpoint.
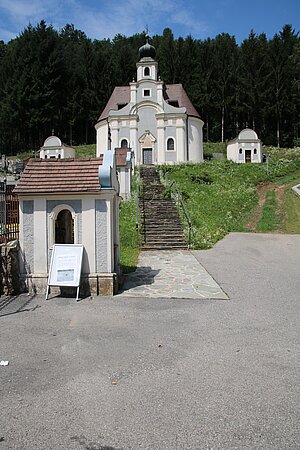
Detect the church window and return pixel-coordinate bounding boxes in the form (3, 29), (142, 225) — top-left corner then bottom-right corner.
(254, 148), (257, 154)
(49, 204), (78, 248)
(239, 148), (243, 154)
(121, 139), (128, 148)
(55, 209), (74, 244)
(143, 89), (151, 97)
(167, 137), (175, 151)
(144, 67), (150, 76)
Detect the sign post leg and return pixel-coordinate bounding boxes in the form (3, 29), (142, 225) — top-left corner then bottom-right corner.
(45, 285), (50, 301)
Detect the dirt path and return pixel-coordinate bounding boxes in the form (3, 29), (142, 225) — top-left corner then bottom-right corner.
(245, 181), (294, 232)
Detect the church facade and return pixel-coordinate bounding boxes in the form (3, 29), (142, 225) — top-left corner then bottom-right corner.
(95, 42), (203, 165)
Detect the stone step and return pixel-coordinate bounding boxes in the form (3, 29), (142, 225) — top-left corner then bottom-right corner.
(142, 224), (183, 229)
(142, 238), (186, 245)
(142, 243), (188, 250)
(139, 165), (187, 249)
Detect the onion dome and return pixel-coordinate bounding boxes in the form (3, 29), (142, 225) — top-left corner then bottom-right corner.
(138, 40), (156, 60)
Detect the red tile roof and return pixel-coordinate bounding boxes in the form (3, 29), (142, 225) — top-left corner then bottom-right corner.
(14, 157), (103, 195)
(99, 86), (130, 121)
(165, 84), (200, 118)
(97, 83), (200, 122)
(115, 148), (131, 167)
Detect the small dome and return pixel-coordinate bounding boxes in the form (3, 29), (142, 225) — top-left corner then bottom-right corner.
(139, 40), (156, 60)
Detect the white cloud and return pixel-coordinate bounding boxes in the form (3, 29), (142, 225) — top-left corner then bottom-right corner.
(0, 0), (210, 41)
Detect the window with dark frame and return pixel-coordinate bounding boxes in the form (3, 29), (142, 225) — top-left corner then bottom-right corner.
(121, 139), (128, 148)
(167, 138), (175, 151)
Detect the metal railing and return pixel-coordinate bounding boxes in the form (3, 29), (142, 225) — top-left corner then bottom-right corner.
(160, 171), (193, 248)
(0, 182), (19, 243)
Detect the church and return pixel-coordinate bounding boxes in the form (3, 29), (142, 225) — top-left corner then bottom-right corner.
(95, 41), (204, 165)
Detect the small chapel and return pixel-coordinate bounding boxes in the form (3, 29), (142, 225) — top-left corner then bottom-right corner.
(95, 41), (204, 165)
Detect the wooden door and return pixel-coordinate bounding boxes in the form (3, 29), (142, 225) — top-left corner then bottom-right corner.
(143, 148), (153, 165)
(245, 150), (251, 163)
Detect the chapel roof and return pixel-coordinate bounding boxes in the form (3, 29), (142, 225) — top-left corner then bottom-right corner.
(97, 83), (200, 122)
(14, 157), (103, 195)
(138, 40), (156, 60)
(115, 147), (131, 167)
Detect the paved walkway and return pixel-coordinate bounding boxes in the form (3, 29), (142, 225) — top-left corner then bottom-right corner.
(117, 249), (228, 299)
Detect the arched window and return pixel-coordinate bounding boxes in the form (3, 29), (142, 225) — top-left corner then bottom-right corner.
(144, 67), (150, 76)
(55, 209), (74, 244)
(167, 138), (175, 151)
(49, 204), (78, 248)
(121, 139), (128, 148)
(239, 148), (243, 154)
(254, 148), (257, 154)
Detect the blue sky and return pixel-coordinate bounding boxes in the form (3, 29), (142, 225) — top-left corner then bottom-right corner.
(0, 0), (299, 44)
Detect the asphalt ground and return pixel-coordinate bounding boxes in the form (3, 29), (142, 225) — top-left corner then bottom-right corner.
(0, 233), (299, 450)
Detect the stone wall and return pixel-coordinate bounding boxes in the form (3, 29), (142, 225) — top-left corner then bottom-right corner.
(0, 240), (20, 295)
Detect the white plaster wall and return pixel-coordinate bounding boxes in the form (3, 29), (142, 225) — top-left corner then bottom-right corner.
(82, 197), (96, 273)
(96, 122), (108, 156)
(156, 117), (165, 164)
(188, 117), (203, 162)
(176, 120), (186, 162)
(33, 198), (48, 273)
(106, 198), (113, 272)
(226, 143), (238, 162)
(118, 169), (126, 197)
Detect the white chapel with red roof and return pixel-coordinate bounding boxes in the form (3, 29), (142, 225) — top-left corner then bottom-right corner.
(95, 41), (204, 165)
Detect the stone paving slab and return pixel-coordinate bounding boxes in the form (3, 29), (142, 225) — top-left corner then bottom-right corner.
(117, 250), (228, 299)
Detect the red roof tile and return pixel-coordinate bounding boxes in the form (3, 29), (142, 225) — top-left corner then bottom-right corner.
(98, 86), (130, 121)
(97, 83), (200, 122)
(165, 84), (200, 118)
(115, 148), (131, 167)
(14, 157), (103, 195)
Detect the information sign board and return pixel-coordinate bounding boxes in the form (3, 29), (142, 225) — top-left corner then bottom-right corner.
(46, 244), (84, 300)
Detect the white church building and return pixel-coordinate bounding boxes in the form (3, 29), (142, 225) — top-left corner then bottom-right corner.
(95, 41), (204, 165)
(227, 128), (263, 163)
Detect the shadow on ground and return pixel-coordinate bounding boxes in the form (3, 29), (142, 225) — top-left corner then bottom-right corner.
(118, 266), (160, 294)
(0, 294), (37, 317)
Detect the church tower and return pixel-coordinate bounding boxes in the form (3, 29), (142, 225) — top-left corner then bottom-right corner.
(136, 40), (158, 82)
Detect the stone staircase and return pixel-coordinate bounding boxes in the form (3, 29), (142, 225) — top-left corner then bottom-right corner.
(139, 166), (187, 250)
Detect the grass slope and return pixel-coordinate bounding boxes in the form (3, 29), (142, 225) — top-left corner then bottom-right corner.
(162, 158), (300, 249)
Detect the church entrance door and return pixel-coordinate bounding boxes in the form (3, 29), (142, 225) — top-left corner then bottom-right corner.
(245, 150), (251, 163)
(143, 148), (153, 165)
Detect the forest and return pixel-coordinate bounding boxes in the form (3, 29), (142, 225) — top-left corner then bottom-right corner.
(0, 22), (299, 155)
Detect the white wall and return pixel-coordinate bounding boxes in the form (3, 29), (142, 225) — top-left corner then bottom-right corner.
(188, 117), (203, 162)
(96, 122), (108, 156)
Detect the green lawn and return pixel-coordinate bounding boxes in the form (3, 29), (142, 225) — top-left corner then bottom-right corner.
(282, 188), (300, 233)
(119, 188), (140, 273)
(161, 158), (300, 248)
(256, 190), (280, 232)
(74, 144), (96, 158)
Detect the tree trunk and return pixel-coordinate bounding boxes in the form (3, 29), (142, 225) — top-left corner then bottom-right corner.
(221, 106), (224, 143)
(69, 123), (73, 146)
(277, 120), (280, 148)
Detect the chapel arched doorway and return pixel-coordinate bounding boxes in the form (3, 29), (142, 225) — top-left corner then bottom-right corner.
(55, 209), (74, 244)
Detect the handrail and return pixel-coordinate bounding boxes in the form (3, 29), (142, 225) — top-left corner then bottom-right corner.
(161, 171), (193, 248)
(135, 170), (140, 244)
